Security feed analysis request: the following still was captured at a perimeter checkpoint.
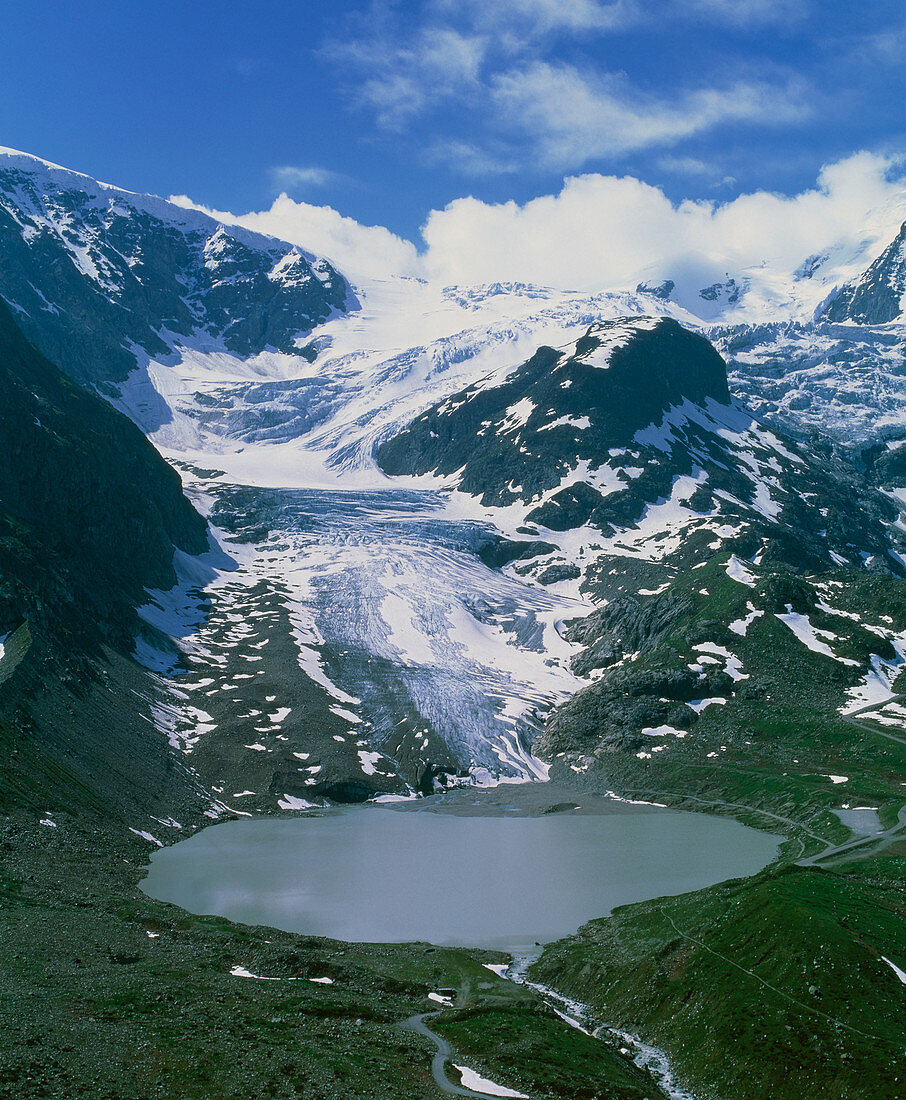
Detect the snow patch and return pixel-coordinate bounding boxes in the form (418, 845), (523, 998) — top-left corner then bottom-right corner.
(230, 966), (279, 980)
(776, 607), (859, 665)
(882, 957), (906, 986)
(452, 1066), (528, 1098)
(726, 555), (756, 587)
(128, 828), (163, 847)
(277, 794), (318, 810)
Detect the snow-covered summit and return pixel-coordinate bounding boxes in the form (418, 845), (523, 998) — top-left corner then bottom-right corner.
(0, 148), (349, 387)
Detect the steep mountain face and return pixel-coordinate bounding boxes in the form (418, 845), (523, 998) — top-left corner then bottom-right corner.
(821, 221), (906, 325)
(376, 317), (906, 787)
(0, 297), (209, 816)
(0, 149), (348, 390)
(377, 317), (899, 579)
(715, 220), (906, 451)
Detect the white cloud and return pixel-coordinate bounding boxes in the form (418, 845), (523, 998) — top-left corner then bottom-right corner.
(656, 154), (736, 188)
(327, 3), (813, 174)
(333, 26), (487, 130)
(168, 193), (420, 284)
(422, 140), (518, 176)
(417, 152), (906, 292)
(436, 0), (642, 35)
(271, 166), (348, 191)
(172, 153), (906, 306)
(437, 0), (801, 38)
(490, 63), (811, 169)
(849, 25), (906, 67)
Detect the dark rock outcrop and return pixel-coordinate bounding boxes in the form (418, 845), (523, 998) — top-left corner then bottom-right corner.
(0, 298), (208, 816)
(822, 221), (906, 325)
(377, 318), (729, 509)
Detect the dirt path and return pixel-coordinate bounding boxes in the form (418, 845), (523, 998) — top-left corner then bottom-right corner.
(842, 693), (906, 746)
(400, 1014), (494, 1098)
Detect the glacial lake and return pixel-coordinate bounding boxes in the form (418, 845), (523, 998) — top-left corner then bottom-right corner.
(141, 798), (780, 950)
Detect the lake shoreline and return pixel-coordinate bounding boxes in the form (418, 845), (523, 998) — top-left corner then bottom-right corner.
(387, 781), (674, 818)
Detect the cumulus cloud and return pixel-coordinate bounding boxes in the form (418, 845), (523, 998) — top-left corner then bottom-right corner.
(172, 153), (906, 300)
(417, 152), (906, 292)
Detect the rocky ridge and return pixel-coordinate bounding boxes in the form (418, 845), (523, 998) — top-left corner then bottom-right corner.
(0, 149), (348, 391)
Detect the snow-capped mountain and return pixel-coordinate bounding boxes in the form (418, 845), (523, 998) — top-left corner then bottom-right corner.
(5, 146), (906, 1100)
(377, 317), (901, 585)
(710, 212), (906, 450)
(716, 320), (906, 446)
(821, 220), (906, 325)
(2, 145), (906, 808)
(0, 148), (348, 389)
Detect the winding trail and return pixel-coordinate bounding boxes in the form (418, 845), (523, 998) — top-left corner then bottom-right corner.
(659, 913), (884, 1043)
(401, 1014), (495, 1098)
(797, 804), (906, 866)
(609, 788), (833, 851)
(842, 693), (906, 747)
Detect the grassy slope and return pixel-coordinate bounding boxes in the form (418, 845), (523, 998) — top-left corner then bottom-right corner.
(433, 1005), (662, 1100)
(531, 856), (906, 1100)
(533, 556), (906, 1099)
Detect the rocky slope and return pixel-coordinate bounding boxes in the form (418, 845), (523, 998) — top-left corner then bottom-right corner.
(822, 220), (906, 325)
(0, 148), (348, 391)
(378, 317), (901, 580)
(0, 297), (209, 818)
(374, 317), (906, 799)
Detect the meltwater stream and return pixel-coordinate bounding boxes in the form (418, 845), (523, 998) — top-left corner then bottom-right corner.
(142, 798), (779, 950)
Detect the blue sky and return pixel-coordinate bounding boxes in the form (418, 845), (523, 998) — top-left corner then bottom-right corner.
(2, 0), (906, 241)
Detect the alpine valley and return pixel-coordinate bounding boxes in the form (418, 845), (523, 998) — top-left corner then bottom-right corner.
(2, 147), (906, 1100)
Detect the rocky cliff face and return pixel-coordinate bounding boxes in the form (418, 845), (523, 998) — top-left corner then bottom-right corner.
(821, 221), (906, 325)
(0, 150), (348, 389)
(0, 298), (209, 816)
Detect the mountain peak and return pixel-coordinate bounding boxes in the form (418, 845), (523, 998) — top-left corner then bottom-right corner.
(376, 316), (731, 513)
(0, 153), (349, 389)
(821, 220), (906, 325)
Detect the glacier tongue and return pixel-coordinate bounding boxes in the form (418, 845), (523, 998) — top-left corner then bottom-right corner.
(239, 486), (591, 779)
(143, 483), (591, 793)
(118, 281), (691, 794)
